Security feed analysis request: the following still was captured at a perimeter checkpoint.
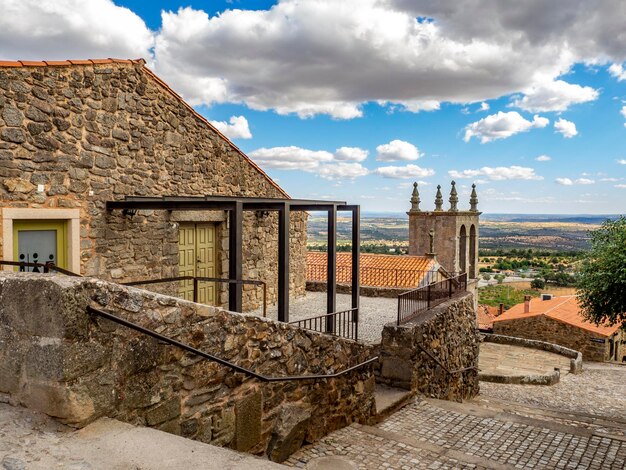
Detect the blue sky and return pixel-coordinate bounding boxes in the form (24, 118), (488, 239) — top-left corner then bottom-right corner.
(1, 0), (626, 214)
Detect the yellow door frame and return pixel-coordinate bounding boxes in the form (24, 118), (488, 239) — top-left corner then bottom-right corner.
(12, 219), (68, 269)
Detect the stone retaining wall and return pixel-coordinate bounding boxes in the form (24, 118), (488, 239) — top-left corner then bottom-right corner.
(0, 273), (376, 462)
(377, 293), (480, 401)
(482, 333), (583, 374)
(492, 314), (607, 362)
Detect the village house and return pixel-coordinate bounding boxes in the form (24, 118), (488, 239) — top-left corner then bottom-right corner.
(493, 295), (625, 362)
(0, 58), (318, 313)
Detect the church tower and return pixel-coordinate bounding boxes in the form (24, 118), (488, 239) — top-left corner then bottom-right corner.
(408, 182), (481, 278)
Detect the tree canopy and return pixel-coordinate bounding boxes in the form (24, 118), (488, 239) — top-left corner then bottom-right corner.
(577, 216), (626, 326)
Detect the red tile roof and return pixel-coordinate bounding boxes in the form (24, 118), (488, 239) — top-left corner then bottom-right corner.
(307, 252), (437, 288)
(0, 58), (288, 198)
(476, 305), (496, 330)
(494, 296), (622, 337)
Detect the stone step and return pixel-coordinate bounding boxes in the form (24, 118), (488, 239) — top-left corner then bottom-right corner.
(373, 383), (413, 422)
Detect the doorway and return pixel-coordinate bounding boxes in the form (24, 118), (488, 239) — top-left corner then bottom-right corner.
(178, 223), (217, 305)
(13, 220), (67, 271)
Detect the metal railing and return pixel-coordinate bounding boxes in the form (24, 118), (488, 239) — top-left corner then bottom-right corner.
(307, 263), (444, 288)
(397, 273), (468, 325)
(414, 342), (478, 375)
(0, 260), (80, 277)
(289, 307), (358, 341)
(121, 276), (267, 317)
(87, 305), (377, 382)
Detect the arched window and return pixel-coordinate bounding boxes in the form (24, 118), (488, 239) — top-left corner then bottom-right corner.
(459, 225), (467, 274)
(470, 224), (477, 278)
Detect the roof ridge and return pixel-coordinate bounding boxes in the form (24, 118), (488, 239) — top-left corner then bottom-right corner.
(0, 58), (289, 198)
(542, 295), (577, 316)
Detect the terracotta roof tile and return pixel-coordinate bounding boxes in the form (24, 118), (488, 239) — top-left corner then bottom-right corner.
(307, 252), (437, 288)
(494, 296), (622, 337)
(0, 58), (288, 198)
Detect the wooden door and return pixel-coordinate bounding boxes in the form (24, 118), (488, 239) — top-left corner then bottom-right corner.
(178, 223), (217, 304)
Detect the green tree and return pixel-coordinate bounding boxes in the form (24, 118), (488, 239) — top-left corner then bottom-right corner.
(577, 217), (626, 325)
(530, 278), (545, 289)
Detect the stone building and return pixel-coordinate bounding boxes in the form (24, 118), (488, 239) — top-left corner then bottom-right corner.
(493, 295), (625, 362)
(0, 58), (308, 310)
(408, 181), (480, 278)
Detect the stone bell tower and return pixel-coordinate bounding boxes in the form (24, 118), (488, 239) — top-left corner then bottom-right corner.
(408, 181), (481, 278)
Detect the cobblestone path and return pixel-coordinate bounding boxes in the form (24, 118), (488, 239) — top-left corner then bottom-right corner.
(287, 398), (626, 469)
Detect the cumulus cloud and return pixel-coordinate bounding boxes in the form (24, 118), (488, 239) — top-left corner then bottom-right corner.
(479, 102), (490, 111)
(376, 140), (422, 161)
(511, 80), (598, 112)
(449, 166), (543, 181)
(617, 159), (626, 164)
(249, 146), (334, 171)
(333, 147), (369, 162)
(609, 63), (626, 81)
(4, 0), (626, 119)
(209, 115), (252, 139)
(536, 155), (551, 162)
(248, 145), (370, 180)
(0, 0), (153, 61)
(374, 164), (435, 179)
(554, 118), (578, 138)
(318, 162), (369, 180)
(556, 177), (595, 185)
(464, 112), (549, 143)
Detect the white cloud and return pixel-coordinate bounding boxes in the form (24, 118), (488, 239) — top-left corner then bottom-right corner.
(511, 80), (598, 112)
(536, 155), (551, 162)
(0, 0), (153, 61)
(609, 63), (626, 81)
(249, 146), (334, 171)
(554, 118), (578, 138)
(618, 159), (626, 164)
(209, 115), (252, 139)
(5, 0), (626, 119)
(376, 140), (422, 161)
(375, 164), (435, 179)
(449, 166), (543, 181)
(333, 147), (369, 162)
(615, 184), (626, 188)
(479, 102), (490, 111)
(464, 112), (549, 143)
(317, 162), (369, 180)
(248, 145), (371, 180)
(556, 177), (595, 185)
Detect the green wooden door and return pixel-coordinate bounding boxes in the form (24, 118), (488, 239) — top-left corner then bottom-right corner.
(178, 223), (217, 304)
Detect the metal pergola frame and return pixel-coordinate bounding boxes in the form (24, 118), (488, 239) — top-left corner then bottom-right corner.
(106, 196), (360, 326)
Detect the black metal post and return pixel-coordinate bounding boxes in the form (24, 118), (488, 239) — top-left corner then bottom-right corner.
(327, 205), (337, 333)
(193, 277), (198, 303)
(278, 203), (290, 322)
(228, 202), (243, 312)
(350, 205), (360, 337)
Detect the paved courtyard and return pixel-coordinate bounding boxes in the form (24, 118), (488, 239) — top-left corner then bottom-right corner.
(252, 291), (398, 344)
(478, 342), (572, 377)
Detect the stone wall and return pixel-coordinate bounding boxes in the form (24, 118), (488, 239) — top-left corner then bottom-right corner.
(377, 293), (480, 401)
(0, 273), (375, 462)
(306, 281), (407, 299)
(493, 315), (612, 362)
(0, 61), (307, 310)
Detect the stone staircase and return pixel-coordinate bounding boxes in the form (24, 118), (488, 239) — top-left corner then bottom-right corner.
(372, 384), (413, 423)
(285, 396), (626, 469)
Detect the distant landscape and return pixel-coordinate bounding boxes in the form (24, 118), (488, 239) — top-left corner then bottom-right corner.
(307, 213), (620, 252)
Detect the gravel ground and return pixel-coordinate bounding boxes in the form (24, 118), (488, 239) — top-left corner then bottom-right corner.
(478, 361), (626, 420)
(250, 292), (398, 344)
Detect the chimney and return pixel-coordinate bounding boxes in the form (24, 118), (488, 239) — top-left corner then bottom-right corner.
(524, 295), (531, 313)
(498, 303), (504, 316)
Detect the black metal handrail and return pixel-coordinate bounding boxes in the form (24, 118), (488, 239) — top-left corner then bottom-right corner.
(414, 342), (478, 375)
(121, 276), (267, 317)
(397, 273), (468, 325)
(289, 307), (358, 341)
(87, 306), (377, 382)
(0, 260), (81, 277)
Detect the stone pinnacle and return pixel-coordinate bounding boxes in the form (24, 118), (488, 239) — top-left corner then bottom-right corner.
(449, 181), (458, 212)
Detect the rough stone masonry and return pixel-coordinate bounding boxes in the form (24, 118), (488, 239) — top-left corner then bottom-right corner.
(0, 60), (307, 310)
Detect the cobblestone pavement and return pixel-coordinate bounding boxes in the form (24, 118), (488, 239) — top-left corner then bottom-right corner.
(287, 396), (626, 469)
(251, 292), (397, 344)
(479, 362), (626, 420)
